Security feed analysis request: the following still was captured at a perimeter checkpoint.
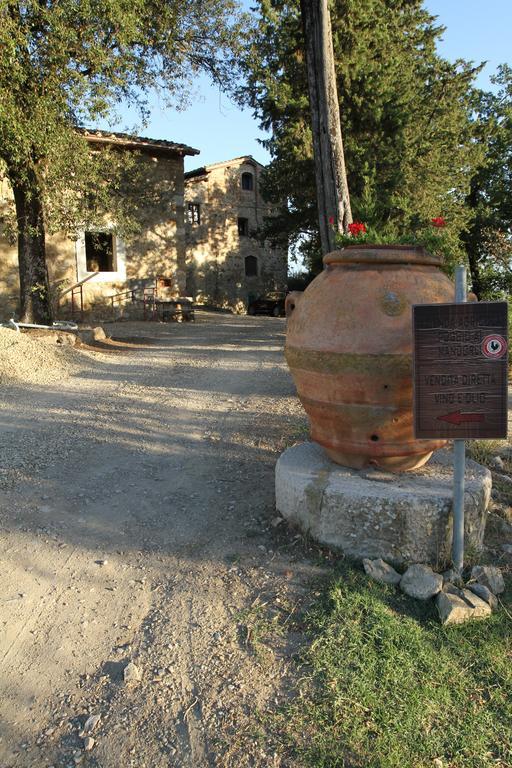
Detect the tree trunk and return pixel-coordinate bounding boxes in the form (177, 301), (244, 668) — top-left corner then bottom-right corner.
(300, 0), (352, 256)
(465, 235), (484, 299)
(463, 184), (483, 299)
(10, 167), (53, 324)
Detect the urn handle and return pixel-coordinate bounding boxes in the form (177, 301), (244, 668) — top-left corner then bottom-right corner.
(285, 291), (303, 317)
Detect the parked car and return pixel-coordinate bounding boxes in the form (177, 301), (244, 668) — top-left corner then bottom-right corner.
(247, 292), (287, 317)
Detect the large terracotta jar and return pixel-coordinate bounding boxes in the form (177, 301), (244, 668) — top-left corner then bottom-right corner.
(285, 245), (454, 471)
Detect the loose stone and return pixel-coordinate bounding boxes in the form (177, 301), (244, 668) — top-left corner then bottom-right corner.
(436, 590), (492, 625)
(495, 472), (512, 489)
(82, 714), (101, 735)
(467, 582), (498, 609)
(442, 568), (464, 588)
(123, 661), (142, 684)
(470, 565), (505, 595)
(362, 558), (401, 585)
(83, 736), (95, 751)
(400, 564), (443, 600)
(442, 582), (464, 597)
(461, 589), (493, 615)
(490, 456), (505, 471)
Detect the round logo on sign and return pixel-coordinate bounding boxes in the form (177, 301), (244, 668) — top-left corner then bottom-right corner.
(482, 334), (507, 359)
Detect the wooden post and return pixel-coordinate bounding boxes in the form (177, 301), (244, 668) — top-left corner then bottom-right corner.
(300, 0), (352, 255)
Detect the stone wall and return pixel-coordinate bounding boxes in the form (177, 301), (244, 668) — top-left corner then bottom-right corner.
(122, 152), (186, 296)
(185, 158), (287, 312)
(0, 150), (186, 320)
(0, 177), (20, 319)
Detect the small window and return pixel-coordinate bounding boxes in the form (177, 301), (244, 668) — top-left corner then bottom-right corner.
(187, 202), (201, 225)
(85, 231), (114, 272)
(241, 172), (254, 191)
(245, 255), (258, 277)
(238, 217), (249, 236)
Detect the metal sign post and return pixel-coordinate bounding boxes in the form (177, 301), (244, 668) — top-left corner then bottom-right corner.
(452, 266), (467, 573)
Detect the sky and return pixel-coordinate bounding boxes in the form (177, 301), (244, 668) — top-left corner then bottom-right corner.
(96, 1), (512, 172)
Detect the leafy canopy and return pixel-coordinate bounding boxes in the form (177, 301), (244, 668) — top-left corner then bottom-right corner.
(0, 0), (245, 235)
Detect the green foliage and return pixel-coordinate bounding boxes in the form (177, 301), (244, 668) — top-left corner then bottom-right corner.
(273, 563), (512, 767)
(334, 219), (461, 273)
(287, 268), (314, 291)
(0, 0), (245, 320)
(464, 66), (512, 298)
(237, 600), (286, 663)
(0, 0), (244, 177)
(241, 0), (481, 274)
(466, 439), (509, 468)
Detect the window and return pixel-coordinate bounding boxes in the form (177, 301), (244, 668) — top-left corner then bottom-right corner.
(238, 217), (249, 236)
(76, 230), (126, 282)
(187, 202), (201, 225)
(245, 255), (258, 277)
(241, 172), (254, 191)
(85, 231), (114, 272)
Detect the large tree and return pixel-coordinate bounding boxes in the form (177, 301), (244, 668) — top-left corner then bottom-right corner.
(0, 0), (243, 323)
(464, 65), (512, 298)
(241, 0), (480, 272)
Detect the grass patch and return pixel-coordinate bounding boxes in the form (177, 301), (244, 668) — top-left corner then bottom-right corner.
(466, 439), (508, 467)
(274, 562), (512, 768)
(492, 474), (512, 507)
(467, 440), (512, 509)
(238, 599), (287, 662)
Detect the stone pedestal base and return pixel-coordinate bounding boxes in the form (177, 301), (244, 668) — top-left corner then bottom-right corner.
(275, 442), (491, 567)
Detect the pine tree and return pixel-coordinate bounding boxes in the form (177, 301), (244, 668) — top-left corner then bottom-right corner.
(241, 0), (480, 273)
(464, 66), (512, 298)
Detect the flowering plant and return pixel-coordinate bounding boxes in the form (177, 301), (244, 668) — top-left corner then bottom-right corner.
(332, 215), (457, 266)
(347, 221), (367, 237)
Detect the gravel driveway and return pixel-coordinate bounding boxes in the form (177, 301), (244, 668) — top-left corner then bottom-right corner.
(0, 312), (314, 768)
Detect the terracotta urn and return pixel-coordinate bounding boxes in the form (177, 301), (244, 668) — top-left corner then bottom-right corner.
(285, 245), (454, 471)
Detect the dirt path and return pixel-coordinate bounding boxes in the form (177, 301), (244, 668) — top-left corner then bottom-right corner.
(0, 312), (318, 767)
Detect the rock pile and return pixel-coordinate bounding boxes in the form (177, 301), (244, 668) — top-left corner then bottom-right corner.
(399, 563), (443, 600)
(363, 558), (505, 625)
(0, 327), (84, 386)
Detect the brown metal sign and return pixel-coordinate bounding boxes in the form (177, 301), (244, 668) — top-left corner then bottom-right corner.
(413, 302), (508, 439)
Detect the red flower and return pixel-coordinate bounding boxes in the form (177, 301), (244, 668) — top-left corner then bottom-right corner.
(328, 216), (335, 225)
(348, 221), (367, 237)
(431, 217), (446, 228)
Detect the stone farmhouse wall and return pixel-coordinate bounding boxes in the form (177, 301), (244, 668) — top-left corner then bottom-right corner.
(0, 177), (22, 319)
(0, 133), (197, 320)
(184, 157), (288, 312)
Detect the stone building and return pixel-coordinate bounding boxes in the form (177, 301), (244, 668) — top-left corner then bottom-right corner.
(184, 156), (287, 312)
(0, 130), (199, 318)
